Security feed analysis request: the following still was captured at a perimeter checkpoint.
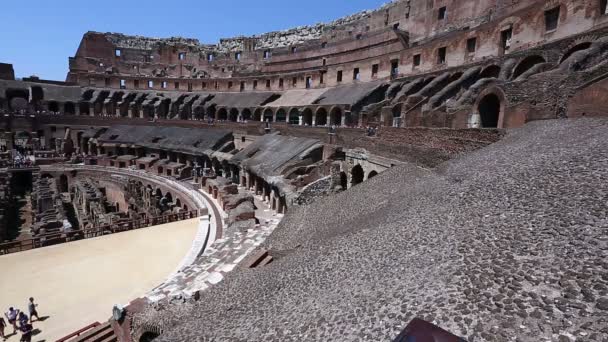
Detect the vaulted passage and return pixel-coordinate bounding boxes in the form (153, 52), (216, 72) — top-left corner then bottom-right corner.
(512, 55), (546, 79)
(302, 108), (313, 126)
(478, 94), (501, 128)
(315, 108), (328, 126)
(351, 164), (364, 186)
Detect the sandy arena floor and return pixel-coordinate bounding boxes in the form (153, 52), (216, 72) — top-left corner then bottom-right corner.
(0, 218), (199, 342)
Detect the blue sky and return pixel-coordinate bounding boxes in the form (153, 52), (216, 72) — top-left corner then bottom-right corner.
(0, 0), (388, 81)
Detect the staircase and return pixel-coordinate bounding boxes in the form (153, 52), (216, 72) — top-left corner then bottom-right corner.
(57, 321), (117, 342)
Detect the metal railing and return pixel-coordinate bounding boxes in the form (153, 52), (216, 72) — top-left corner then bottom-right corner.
(0, 210), (200, 256)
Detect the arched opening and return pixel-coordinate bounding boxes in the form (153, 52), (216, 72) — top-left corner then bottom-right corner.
(241, 108), (252, 121)
(329, 107), (342, 126)
(351, 165), (364, 186)
(315, 108), (328, 126)
(64, 102), (76, 115)
(340, 171), (348, 190)
(59, 174), (69, 193)
(263, 108), (274, 122)
(6, 89), (29, 111)
(229, 108), (239, 122)
(288, 108), (300, 125)
(480, 65), (501, 79)
(157, 99), (171, 119)
(139, 332), (159, 342)
(175, 198), (182, 208)
(206, 105), (217, 120)
(31, 86), (44, 102)
(512, 55), (546, 80)
(478, 94), (501, 128)
(392, 103), (403, 127)
(275, 108), (287, 122)
(217, 108), (228, 121)
(253, 108), (262, 121)
(301, 108), (313, 126)
(368, 170), (378, 179)
(559, 42), (593, 64)
(79, 102), (90, 115)
(48, 101), (60, 113)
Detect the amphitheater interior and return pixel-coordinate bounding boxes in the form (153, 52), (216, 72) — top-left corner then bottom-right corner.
(0, 0), (608, 341)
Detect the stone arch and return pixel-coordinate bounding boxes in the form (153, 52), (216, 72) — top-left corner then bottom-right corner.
(253, 108), (262, 121)
(48, 101), (60, 113)
(263, 108), (274, 122)
(64, 102), (76, 115)
(559, 41), (593, 64)
(229, 108), (239, 122)
(368, 170), (379, 179)
(157, 99), (171, 119)
(512, 55), (546, 80)
(139, 331), (159, 342)
(478, 93), (502, 128)
(275, 108), (287, 122)
(175, 198), (181, 208)
(6, 89), (29, 111)
(288, 108), (300, 124)
(206, 105), (217, 120)
(59, 174), (69, 193)
(217, 107), (228, 121)
(79, 102), (90, 115)
(351, 164), (364, 186)
(480, 65), (501, 79)
(301, 108), (313, 126)
(329, 107), (342, 126)
(315, 107), (328, 126)
(241, 108), (252, 121)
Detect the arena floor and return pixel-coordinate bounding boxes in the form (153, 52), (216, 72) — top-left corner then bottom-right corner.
(0, 218), (200, 342)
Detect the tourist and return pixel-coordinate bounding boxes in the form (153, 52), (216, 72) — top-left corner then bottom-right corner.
(17, 312), (28, 329)
(18, 322), (32, 342)
(4, 308), (18, 334)
(27, 298), (39, 323)
(0, 316), (6, 341)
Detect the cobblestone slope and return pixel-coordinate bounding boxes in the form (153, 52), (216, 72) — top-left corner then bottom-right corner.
(147, 118), (608, 342)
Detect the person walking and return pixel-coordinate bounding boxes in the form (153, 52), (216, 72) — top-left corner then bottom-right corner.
(0, 316), (7, 341)
(26, 298), (39, 323)
(4, 308), (19, 334)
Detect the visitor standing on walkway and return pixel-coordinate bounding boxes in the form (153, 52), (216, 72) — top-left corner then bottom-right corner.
(0, 316), (6, 341)
(26, 298), (38, 323)
(4, 308), (18, 334)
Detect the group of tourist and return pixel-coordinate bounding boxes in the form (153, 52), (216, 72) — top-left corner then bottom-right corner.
(0, 298), (39, 342)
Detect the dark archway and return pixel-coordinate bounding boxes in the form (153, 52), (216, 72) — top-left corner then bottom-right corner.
(241, 108), (252, 121)
(217, 108), (228, 121)
(275, 108), (287, 122)
(302, 108), (313, 126)
(480, 65), (501, 79)
(79, 102), (90, 115)
(351, 165), (364, 186)
(253, 108), (262, 121)
(368, 170), (378, 179)
(229, 108), (239, 122)
(206, 105), (217, 120)
(139, 332), (159, 342)
(64, 102), (76, 115)
(6, 89), (29, 111)
(263, 108), (274, 122)
(315, 108), (328, 126)
(48, 101), (60, 113)
(59, 174), (69, 193)
(329, 107), (342, 126)
(559, 42), (593, 64)
(478, 94), (501, 128)
(512, 55), (546, 80)
(288, 108), (300, 125)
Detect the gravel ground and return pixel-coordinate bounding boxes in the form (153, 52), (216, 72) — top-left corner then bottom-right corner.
(140, 118), (608, 342)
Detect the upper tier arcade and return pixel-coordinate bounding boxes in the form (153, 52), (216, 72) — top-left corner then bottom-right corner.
(66, 0), (608, 92)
